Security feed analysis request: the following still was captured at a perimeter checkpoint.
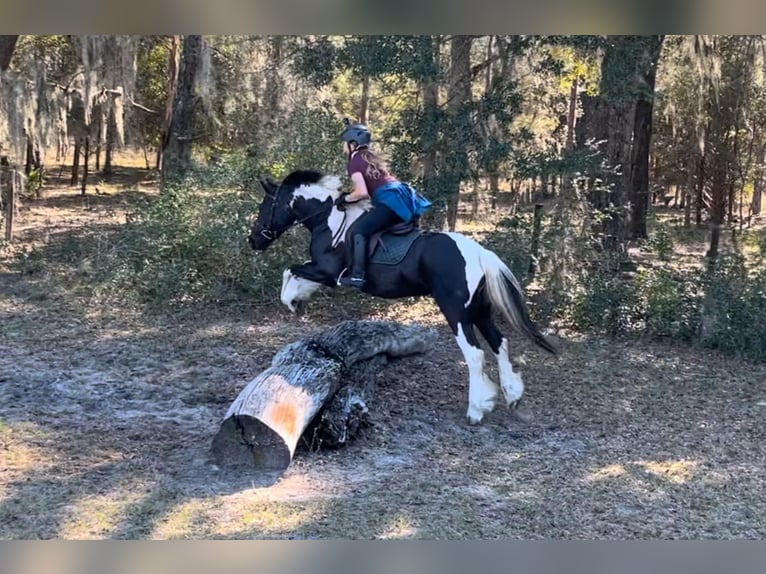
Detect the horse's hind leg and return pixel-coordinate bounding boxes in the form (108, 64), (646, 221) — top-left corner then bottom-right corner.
(433, 289), (499, 424)
(474, 300), (525, 409)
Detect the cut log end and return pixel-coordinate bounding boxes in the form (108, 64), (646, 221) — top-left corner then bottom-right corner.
(211, 414), (292, 473)
(211, 320), (437, 479)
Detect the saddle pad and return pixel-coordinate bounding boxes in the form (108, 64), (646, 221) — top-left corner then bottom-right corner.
(369, 228), (422, 266)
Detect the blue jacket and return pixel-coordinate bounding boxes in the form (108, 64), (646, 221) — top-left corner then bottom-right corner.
(373, 181), (432, 223)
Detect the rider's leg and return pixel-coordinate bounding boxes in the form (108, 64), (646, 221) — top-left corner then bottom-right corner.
(339, 205), (401, 288)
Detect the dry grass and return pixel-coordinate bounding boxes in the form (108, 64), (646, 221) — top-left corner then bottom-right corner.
(1, 155), (765, 539)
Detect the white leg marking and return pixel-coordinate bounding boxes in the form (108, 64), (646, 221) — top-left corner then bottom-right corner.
(497, 338), (524, 406)
(280, 269), (321, 313)
(456, 324), (498, 424)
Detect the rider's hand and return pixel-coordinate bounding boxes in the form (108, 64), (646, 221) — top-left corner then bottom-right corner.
(334, 195), (347, 210)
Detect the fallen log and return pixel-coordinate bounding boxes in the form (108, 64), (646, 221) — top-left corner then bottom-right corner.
(211, 320), (436, 478)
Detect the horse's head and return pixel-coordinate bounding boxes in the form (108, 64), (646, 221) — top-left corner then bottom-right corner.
(248, 175), (295, 251)
(248, 170), (343, 251)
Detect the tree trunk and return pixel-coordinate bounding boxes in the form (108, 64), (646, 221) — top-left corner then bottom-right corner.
(628, 35), (663, 239)
(80, 136), (89, 195)
(471, 178), (480, 218)
(103, 107), (115, 177)
(684, 171), (693, 228)
(161, 34), (202, 185)
(71, 139), (81, 186)
(420, 36), (440, 225)
(263, 36), (283, 134)
(561, 76), (580, 198)
(211, 320), (435, 482)
(157, 35), (181, 173)
(443, 35), (473, 232)
(0, 35), (18, 71)
(706, 161), (727, 266)
(489, 172), (499, 210)
(359, 74), (370, 124)
(1, 157), (11, 241)
(25, 136), (34, 176)
(95, 112), (103, 172)
(528, 203), (544, 278)
(752, 151), (764, 217)
(695, 149), (705, 226)
(4, 164), (15, 242)
(565, 76), (578, 152)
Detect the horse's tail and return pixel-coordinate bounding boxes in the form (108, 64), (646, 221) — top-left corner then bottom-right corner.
(479, 247), (558, 356)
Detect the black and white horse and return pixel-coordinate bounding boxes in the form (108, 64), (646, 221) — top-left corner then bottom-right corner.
(248, 169), (558, 424)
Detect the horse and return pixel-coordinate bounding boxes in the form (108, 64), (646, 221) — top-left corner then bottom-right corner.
(248, 169), (558, 425)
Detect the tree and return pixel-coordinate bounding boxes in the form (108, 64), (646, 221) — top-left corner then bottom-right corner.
(161, 35), (203, 185)
(441, 35), (473, 231)
(0, 35), (18, 71)
(575, 35), (664, 248)
(628, 35), (664, 239)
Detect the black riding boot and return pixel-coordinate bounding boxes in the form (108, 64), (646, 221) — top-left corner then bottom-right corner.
(339, 235), (367, 289)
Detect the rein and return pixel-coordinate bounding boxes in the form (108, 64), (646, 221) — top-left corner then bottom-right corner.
(258, 191), (349, 244)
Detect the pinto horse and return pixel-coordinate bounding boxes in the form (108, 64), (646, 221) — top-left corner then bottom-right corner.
(248, 169), (557, 424)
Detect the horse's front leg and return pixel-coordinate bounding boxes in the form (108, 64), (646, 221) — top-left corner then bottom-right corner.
(280, 262), (336, 313)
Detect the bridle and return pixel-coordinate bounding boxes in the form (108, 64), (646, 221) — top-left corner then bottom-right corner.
(255, 186), (349, 244)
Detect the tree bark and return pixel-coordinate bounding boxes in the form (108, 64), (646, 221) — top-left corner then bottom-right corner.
(157, 35), (182, 175)
(263, 35), (283, 134)
(103, 106), (115, 177)
(80, 136), (89, 195)
(359, 74), (370, 124)
(695, 148), (705, 226)
(528, 203), (544, 278)
(3, 162), (15, 242)
(628, 35), (664, 239)
(211, 321), (435, 482)
(71, 139), (81, 186)
(420, 35), (440, 224)
(444, 35), (473, 232)
(684, 171), (693, 228)
(161, 34), (202, 185)
(752, 144), (765, 217)
(0, 35), (18, 71)
(489, 173), (499, 210)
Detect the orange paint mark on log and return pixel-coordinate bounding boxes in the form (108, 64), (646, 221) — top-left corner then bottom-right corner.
(268, 403), (298, 438)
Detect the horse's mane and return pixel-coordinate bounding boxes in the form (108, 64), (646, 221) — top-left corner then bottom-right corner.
(280, 169), (325, 190)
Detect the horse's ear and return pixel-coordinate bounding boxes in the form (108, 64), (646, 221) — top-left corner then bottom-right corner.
(258, 177), (276, 194)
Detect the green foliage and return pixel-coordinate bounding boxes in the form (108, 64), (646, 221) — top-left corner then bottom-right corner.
(568, 265), (641, 336)
(134, 36), (171, 148)
(647, 224), (675, 261)
(699, 254), (766, 361)
(638, 267), (701, 340)
(15, 175), (309, 310)
(539, 239), (765, 361)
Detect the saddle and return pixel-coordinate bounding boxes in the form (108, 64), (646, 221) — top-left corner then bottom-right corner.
(368, 219), (419, 257)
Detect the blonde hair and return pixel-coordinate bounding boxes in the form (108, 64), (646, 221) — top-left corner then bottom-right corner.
(356, 147), (390, 180)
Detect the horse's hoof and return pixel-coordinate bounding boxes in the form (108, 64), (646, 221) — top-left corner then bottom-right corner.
(466, 414), (482, 426)
(466, 405), (485, 425)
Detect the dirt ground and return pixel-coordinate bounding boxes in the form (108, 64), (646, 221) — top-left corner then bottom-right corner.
(1, 164), (765, 539)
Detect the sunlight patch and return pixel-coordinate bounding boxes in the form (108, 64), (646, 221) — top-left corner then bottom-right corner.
(59, 491), (144, 539)
(150, 499), (215, 539)
(377, 515), (419, 539)
(0, 423), (60, 477)
(639, 459), (698, 484)
(212, 497), (322, 538)
(584, 463), (627, 482)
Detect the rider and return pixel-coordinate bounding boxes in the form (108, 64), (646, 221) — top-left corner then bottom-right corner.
(335, 119), (432, 289)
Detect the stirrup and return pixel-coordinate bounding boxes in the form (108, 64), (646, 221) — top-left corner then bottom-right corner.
(338, 276), (365, 289)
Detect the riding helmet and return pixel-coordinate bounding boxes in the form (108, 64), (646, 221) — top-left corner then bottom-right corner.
(340, 117), (372, 147)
